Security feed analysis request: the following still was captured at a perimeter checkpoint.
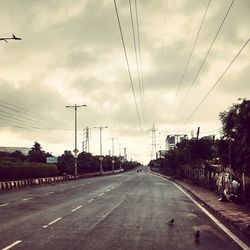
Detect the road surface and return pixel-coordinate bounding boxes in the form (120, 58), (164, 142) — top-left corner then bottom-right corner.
(0, 167), (249, 250)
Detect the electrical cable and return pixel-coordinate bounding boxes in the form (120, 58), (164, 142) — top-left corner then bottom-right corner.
(134, 0), (145, 121)
(175, 0), (235, 121)
(184, 37), (249, 124)
(114, 0), (143, 131)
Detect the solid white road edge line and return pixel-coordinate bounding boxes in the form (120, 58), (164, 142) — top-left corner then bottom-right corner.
(0, 203), (8, 207)
(149, 172), (250, 250)
(1, 240), (22, 250)
(72, 205), (82, 212)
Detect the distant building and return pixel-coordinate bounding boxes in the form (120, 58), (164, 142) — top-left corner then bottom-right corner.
(165, 134), (188, 150)
(0, 146), (30, 155)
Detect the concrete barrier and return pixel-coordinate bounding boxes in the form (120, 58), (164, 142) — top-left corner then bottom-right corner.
(0, 169), (124, 191)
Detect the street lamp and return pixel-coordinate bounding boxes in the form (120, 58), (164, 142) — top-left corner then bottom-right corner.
(0, 34), (22, 43)
(108, 137), (118, 173)
(65, 104), (87, 176)
(93, 126), (108, 174)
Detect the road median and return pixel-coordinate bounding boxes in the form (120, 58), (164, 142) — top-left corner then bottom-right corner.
(0, 169), (123, 191)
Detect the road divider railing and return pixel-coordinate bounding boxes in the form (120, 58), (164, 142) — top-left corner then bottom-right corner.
(0, 169), (124, 191)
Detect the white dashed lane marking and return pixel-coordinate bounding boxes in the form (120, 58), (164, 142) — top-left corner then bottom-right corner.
(22, 197), (33, 201)
(43, 217), (62, 228)
(44, 192), (54, 195)
(71, 205), (82, 212)
(88, 199), (94, 203)
(98, 193), (104, 197)
(0, 203), (8, 207)
(1, 240), (22, 250)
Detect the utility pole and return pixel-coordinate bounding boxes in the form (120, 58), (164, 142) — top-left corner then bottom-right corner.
(148, 123), (159, 160)
(65, 104), (87, 176)
(119, 143), (122, 171)
(196, 126), (200, 140)
(83, 127), (91, 153)
(124, 147), (127, 161)
(93, 126), (108, 174)
(108, 137), (118, 173)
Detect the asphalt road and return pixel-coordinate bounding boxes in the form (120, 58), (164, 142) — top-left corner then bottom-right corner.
(0, 167), (249, 250)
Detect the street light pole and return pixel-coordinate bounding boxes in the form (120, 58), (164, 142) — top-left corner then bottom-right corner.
(119, 143), (122, 171)
(94, 126), (108, 174)
(108, 138), (118, 173)
(66, 104), (87, 176)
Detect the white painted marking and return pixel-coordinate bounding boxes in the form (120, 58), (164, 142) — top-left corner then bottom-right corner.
(88, 199), (94, 203)
(88, 182), (92, 184)
(80, 183), (85, 186)
(0, 203), (8, 207)
(22, 197), (33, 201)
(72, 205), (82, 212)
(106, 189), (111, 192)
(44, 191), (54, 195)
(98, 193), (104, 197)
(48, 217), (62, 226)
(111, 186), (115, 189)
(71, 186), (76, 188)
(42, 225), (48, 228)
(149, 172), (250, 250)
(2, 240), (22, 250)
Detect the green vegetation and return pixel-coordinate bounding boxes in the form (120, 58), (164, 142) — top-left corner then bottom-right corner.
(57, 150), (140, 175)
(150, 99), (250, 176)
(0, 162), (59, 181)
(0, 142), (140, 181)
(0, 142), (57, 181)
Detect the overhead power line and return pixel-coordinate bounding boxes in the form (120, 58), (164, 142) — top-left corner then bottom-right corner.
(175, 0), (235, 120)
(134, 0), (145, 120)
(174, 0), (212, 102)
(129, 0), (144, 121)
(0, 99), (70, 129)
(184, 37), (250, 124)
(113, 0), (143, 131)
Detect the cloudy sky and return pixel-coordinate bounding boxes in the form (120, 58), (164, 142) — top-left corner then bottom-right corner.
(0, 0), (249, 163)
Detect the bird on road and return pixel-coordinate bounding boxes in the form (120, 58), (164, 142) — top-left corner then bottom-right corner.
(195, 230), (200, 241)
(167, 219), (174, 226)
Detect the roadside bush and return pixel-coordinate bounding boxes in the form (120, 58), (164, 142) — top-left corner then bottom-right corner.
(0, 162), (59, 181)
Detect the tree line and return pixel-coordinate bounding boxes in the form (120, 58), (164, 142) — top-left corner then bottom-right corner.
(0, 141), (139, 181)
(150, 99), (250, 176)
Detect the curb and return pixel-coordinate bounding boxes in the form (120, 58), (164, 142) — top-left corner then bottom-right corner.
(148, 169), (250, 236)
(0, 169), (124, 191)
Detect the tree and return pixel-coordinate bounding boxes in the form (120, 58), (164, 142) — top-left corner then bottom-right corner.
(57, 150), (74, 174)
(219, 99), (250, 174)
(77, 152), (93, 173)
(10, 150), (26, 161)
(28, 142), (46, 163)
